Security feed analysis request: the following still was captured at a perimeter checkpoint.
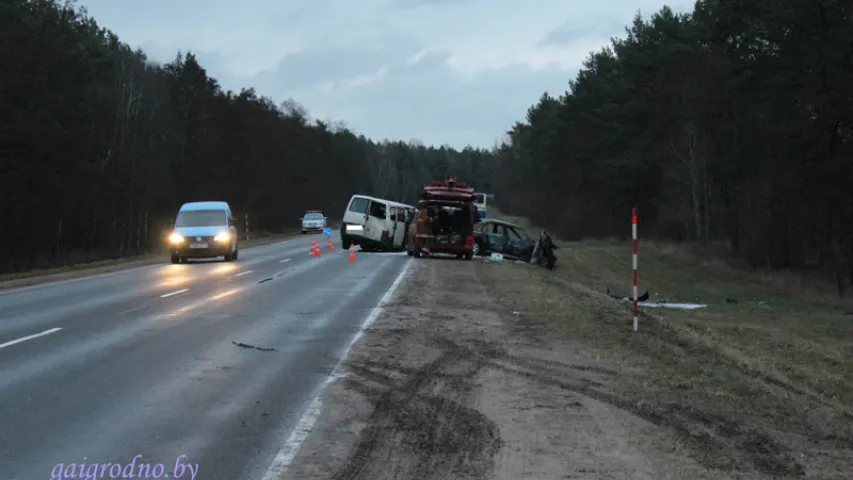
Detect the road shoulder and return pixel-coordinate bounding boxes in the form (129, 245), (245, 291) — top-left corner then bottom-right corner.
(277, 257), (716, 479)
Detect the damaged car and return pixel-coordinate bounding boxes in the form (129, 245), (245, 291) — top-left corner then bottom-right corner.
(472, 219), (535, 260)
(474, 221), (559, 269)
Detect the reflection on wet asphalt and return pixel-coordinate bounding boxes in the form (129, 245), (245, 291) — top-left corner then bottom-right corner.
(0, 235), (410, 480)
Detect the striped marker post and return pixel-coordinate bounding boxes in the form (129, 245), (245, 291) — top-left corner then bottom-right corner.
(632, 207), (638, 332)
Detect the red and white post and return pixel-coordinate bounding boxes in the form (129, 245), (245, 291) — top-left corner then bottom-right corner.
(632, 207), (639, 331)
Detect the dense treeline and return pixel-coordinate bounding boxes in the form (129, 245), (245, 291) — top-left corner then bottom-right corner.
(5, 0), (851, 290)
(494, 1), (853, 292)
(0, 0), (492, 273)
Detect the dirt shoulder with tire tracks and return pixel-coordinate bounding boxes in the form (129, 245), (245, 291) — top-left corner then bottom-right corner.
(278, 256), (722, 480)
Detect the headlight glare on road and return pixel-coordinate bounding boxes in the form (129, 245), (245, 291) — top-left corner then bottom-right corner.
(214, 232), (231, 242)
(169, 233), (184, 244)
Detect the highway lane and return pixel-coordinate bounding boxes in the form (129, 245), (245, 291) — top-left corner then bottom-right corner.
(0, 235), (412, 480)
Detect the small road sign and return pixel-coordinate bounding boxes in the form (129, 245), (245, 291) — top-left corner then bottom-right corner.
(323, 227), (333, 236)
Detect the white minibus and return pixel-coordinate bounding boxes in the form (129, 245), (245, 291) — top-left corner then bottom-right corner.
(340, 194), (414, 251)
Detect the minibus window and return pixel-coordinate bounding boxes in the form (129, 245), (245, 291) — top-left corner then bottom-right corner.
(369, 201), (386, 219)
(348, 197), (369, 214)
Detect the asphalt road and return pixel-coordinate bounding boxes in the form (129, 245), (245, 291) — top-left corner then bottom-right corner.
(0, 235), (411, 480)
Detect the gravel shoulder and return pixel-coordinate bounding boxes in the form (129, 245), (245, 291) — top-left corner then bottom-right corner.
(278, 256), (720, 479)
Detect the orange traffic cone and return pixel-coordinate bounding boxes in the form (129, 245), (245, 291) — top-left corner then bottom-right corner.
(327, 236), (333, 250)
(310, 238), (316, 255)
(314, 240), (321, 257)
(348, 246), (355, 262)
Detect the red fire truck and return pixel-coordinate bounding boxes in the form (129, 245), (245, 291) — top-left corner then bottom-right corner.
(406, 177), (477, 259)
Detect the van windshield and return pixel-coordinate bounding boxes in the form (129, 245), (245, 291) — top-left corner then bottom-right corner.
(176, 210), (227, 227)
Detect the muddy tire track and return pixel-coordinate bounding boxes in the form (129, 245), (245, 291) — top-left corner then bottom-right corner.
(332, 340), (502, 480)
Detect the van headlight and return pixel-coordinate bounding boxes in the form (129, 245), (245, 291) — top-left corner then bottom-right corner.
(214, 232), (231, 242)
(169, 233), (184, 244)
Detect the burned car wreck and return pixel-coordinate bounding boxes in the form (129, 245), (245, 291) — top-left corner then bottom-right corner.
(473, 219), (558, 270)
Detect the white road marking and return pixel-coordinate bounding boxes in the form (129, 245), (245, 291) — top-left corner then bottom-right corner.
(279, 258), (291, 263)
(0, 327), (62, 349)
(119, 305), (149, 315)
(160, 288), (189, 298)
(260, 258), (414, 480)
(236, 270), (253, 277)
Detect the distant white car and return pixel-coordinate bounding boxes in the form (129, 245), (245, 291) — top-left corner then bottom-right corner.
(301, 210), (327, 234)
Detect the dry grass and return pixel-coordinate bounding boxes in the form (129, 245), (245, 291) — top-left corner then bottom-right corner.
(476, 209), (853, 479)
(0, 229), (301, 288)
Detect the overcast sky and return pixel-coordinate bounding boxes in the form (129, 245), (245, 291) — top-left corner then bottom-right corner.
(77, 0), (693, 148)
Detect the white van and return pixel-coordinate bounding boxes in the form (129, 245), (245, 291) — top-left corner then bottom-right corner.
(168, 201), (239, 263)
(340, 194), (414, 251)
(474, 192), (488, 221)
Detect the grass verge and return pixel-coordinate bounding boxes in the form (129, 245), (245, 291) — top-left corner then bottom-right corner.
(0, 229), (301, 289)
(476, 210), (853, 479)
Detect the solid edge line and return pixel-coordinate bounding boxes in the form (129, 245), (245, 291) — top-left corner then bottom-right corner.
(259, 258), (414, 480)
(0, 327), (63, 349)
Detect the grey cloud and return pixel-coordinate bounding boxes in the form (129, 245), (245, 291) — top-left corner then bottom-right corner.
(254, 42), (571, 147)
(539, 18), (625, 46)
(250, 33), (419, 92)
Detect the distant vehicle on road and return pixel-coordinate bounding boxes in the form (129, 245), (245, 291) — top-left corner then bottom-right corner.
(472, 219), (535, 261)
(340, 194), (414, 251)
(474, 192), (488, 220)
(300, 210), (327, 234)
(407, 178), (476, 260)
(168, 201), (239, 264)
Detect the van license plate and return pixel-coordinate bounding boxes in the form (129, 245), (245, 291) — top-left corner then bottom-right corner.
(190, 243), (208, 249)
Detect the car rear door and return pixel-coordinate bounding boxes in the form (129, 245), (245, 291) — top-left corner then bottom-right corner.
(364, 200), (388, 243)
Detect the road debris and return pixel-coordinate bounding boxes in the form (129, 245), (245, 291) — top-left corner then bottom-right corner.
(607, 288), (707, 309)
(232, 341), (276, 352)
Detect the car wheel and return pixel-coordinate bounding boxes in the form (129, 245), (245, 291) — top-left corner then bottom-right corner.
(456, 253), (463, 259)
(464, 253), (473, 260)
(233, 247), (239, 260)
(223, 252), (232, 261)
(171, 253), (179, 264)
(406, 249), (413, 256)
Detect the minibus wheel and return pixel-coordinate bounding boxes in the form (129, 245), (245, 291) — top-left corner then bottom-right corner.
(171, 253), (180, 264)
